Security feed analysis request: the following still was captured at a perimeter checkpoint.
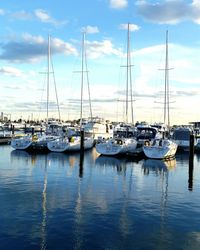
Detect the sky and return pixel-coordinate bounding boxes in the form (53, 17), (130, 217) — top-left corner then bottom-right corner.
(0, 0), (200, 125)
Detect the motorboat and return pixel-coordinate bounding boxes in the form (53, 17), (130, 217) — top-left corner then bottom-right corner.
(83, 117), (114, 141)
(171, 127), (196, 151)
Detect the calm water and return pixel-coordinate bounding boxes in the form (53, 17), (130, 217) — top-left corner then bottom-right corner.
(1, 145), (200, 249)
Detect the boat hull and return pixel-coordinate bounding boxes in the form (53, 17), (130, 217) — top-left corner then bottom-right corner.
(95, 138), (137, 156)
(47, 137), (94, 153)
(143, 140), (177, 159)
(11, 138), (33, 150)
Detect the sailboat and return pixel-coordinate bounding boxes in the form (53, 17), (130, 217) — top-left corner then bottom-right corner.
(95, 23), (138, 156)
(11, 35), (61, 151)
(47, 32), (94, 153)
(143, 30), (177, 159)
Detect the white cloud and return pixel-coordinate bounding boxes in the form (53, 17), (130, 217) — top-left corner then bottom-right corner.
(51, 37), (78, 56)
(34, 9), (52, 22)
(11, 10), (32, 20)
(119, 23), (140, 31)
(136, 0), (200, 25)
(22, 33), (45, 44)
(109, 0), (128, 9)
(0, 9), (5, 15)
(0, 66), (23, 77)
(85, 39), (122, 58)
(34, 9), (67, 26)
(81, 25), (99, 34)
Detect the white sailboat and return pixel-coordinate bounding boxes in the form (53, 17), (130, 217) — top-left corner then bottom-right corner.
(96, 137), (137, 156)
(47, 32), (94, 153)
(11, 134), (33, 150)
(47, 135), (94, 152)
(11, 35), (61, 151)
(143, 30), (177, 159)
(96, 23), (138, 156)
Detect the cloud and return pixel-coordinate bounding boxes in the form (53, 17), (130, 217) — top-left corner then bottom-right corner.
(0, 66), (23, 77)
(0, 9), (5, 15)
(11, 10), (32, 20)
(109, 0), (128, 9)
(85, 39), (122, 58)
(0, 34), (78, 63)
(81, 25), (99, 34)
(136, 0), (200, 25)
(119, 23), (140, 31)
(4, 85), (22, 90)
(8, 9), (67, 26)
(34, 9), (67, 26)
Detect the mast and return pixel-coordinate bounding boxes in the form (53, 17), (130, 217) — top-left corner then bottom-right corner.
(125, 23), (129, 124)
(125, 23), (134, 124)
(46, 35), (50, 132)
(80, 32), (85, 130)
(128, 25), (134, 125)
(164, 30), (170, 128)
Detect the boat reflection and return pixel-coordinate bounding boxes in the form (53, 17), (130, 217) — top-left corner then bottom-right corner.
(10, 149), (38, 166)
(11, 149), (31, 158)
(10, 149), (81, 169)
(142, 158), (176, 175)
(95, 155), (132, 173)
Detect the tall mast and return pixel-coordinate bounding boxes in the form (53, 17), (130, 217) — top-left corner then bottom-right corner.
(125, 23), (134, 124)
(125, 23), (129, 124)
(46, 35), (50, 131)
(80, 32), (85, 129)
(164, 30), (170, 128)
(129, 25), (134, 124)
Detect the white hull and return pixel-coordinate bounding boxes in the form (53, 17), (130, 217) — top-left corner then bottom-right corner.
(32, 134), (59, 151)
(95, 138), (137, 156)
(11, 136), (33, 150)
(47, 136), (94, 153)
(143, 139), (177, 159)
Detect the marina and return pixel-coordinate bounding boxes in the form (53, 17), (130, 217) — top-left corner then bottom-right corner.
(1, 141), (200, 249)
(1, 1), (200, 249)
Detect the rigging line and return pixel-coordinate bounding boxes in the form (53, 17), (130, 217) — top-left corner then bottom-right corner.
(84, 35), (93, 120)
(38, 74), (47, 121)
(50, 50), (61, 122)
(80, 32), (85, 129)
(46, 35), (50, 131)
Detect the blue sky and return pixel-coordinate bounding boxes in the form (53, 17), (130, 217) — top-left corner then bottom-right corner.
(0, 0), (200, 125)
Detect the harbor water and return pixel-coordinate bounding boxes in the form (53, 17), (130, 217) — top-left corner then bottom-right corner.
(1, 144), (200, 249)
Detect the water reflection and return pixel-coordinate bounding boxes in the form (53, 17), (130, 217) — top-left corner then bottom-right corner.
(95, 155), (130, 173)
(5, 147), (200, 249)
(41, 156), (47, 250)
(142, 158), (176, 175)
(10, 150), (82, 169)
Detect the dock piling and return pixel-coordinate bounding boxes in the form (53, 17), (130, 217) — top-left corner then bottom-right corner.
(188, 133), (194, 191)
